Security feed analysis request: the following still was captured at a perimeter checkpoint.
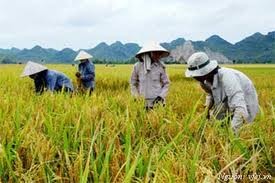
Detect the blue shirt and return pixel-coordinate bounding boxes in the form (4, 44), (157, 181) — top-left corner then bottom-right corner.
(34, 70), (74, 93)
(78, 61), (95, 89)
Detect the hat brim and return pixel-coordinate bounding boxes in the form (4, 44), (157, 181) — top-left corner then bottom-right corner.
(185, 60), (218, 77)
(20, 68), (47, 77)
(74, 57), (92, 62)
(135, 50), (170, 59)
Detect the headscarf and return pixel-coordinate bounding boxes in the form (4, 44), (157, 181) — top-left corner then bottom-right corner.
(142, 53), (152, 74)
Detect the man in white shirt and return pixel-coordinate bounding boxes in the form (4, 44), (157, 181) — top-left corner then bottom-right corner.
(185, 52), (259, 133)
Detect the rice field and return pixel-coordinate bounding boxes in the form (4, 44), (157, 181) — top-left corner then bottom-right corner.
(0, 64), (274, 182)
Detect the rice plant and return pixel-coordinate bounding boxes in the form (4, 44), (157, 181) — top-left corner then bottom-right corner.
(0, 64), (274, 182)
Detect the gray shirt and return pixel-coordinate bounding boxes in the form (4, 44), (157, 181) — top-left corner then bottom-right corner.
(201, 68), (259, 131)
(130, 61), (170, 100)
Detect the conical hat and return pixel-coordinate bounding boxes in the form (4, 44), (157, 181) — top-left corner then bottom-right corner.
(74, 50), (93, 61)
(21, 61), (48, 77)
(136, 42), (169, 58)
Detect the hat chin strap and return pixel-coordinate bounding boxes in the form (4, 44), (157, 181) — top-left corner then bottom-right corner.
(188, 60), (210, 71)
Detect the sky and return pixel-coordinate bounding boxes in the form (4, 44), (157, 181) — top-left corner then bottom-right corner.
(0, 0), (275, 50)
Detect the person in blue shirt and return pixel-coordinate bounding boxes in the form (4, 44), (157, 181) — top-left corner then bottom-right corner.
(74, 51), (95, 95)
(21, 61), (74, 94)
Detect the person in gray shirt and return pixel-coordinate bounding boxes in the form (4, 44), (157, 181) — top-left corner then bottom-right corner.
(185, 52), (259, 133)
(130, 42), (170, 110)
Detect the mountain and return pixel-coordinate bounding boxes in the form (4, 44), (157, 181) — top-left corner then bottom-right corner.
(190, 32), (275, 63)
(87, 41), (140, 61)
(169, 41), (232, 64)
(197, 32), (275, 63)
(53, 48), (77, 63)
(170, 41), (195, 63)
(190, 35), (235, 60)
(205, 35), (233, 49)
(233, 32), (275, 62)
(161, 38), (186, 50)
(17, 45), (58, 61)
(1, 31), (275, 63)
(10, 47), (21, 54)
(204, 35), (236, 57)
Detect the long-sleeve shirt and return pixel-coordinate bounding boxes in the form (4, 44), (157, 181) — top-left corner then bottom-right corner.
(200, 67), (259, 131)
(34, 70), (74, 93)
(78, 61), (95, 89)
(130, 61), (170, 100)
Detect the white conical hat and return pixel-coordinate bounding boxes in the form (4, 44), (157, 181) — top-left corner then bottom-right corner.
(136, 42), (169, 58)
(74, 50), (93, 61)
(21, 61), (48, 77)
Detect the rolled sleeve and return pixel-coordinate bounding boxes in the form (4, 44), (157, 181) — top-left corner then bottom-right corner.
(159, 67), (170, 99)
(46, 74), (57, 92)
(130, 64), (140, 97)
(81, 64), (95, 81)
(222, 74), (249, 130)
(205, 94), (214, 109)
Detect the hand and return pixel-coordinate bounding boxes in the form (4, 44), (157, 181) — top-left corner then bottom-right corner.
(153, 96), (164, 105)
(75, 72), (81, 78)
(133, 96), (142, 102)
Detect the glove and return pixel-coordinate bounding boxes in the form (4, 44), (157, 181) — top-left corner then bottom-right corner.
(75, 72), (81, 78)
(133, 96), (142, 102)
(153, 96), (164, 105)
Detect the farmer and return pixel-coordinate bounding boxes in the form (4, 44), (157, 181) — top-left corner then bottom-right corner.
(74, 50), (95, 95)
(21, 61), (74, 94)
(130, 42), (170, 110)
(185, 52), (259, 133)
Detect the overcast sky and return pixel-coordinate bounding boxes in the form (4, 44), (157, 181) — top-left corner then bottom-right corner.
(0, 0), (275, 50)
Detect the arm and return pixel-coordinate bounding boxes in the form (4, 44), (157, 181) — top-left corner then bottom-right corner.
(158, 67), (170, 99)
(34, 78), (44, 94)
(46, 73), (57, 92)
(200, 82), (214, 119)
(81, 63), (95, 81)
(200, 82), (214, 109)
(222, 74), (249, 132)
(130, 64), (140, 97)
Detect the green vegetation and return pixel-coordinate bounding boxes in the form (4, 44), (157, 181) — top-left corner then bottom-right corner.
(0, 64), (274, 182)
